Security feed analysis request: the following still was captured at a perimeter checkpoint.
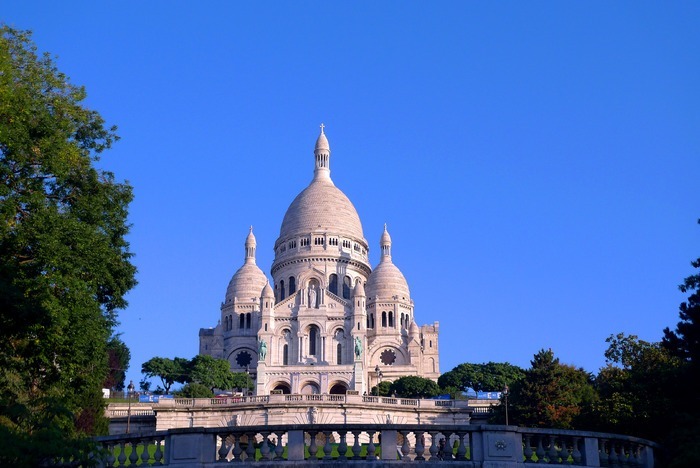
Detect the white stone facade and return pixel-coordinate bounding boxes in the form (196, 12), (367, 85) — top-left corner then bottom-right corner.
(199, 126), (439, 395)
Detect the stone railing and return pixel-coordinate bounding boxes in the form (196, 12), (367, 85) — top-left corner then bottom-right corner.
(150, 394), (471, 409)
(90, 423), (656, 467)
(107, 395), (476, 417)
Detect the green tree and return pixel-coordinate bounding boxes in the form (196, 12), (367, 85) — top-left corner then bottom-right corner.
(389, 376), (440, 399)
(189, 355), (237, 392)
(104, 334), (130, 392)
(141, 357), (189, 394)
(231, 371), (253, 392)
(660, 235), (700, 467)
(504, 349), (596, 429)
(176, 382), (213, 398)
(591, 333), (680, 439)
(438, 362), (525, 395)
(370, 381), (392, 396)
(0, 26), (136, 466)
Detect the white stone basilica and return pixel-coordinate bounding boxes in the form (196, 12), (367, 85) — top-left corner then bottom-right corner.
(199, 126), (439, 395)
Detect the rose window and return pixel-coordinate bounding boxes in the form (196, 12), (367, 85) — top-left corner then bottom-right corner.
(380, 348), (396, 366)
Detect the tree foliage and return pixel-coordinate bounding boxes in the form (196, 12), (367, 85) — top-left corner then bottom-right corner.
(189, 355), (239, 392)
(370, 381), (392, 397)
(438, 362), (524, 395)
(141, 357), (189, 394)
(590, 333), (680, 441)
(0, 26), (136, 466)
(104, 334), (130, 392)
(389, 376), (440, 399)
(504, 349), (596, 429)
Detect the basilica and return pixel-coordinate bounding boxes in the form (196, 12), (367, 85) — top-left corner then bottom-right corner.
(199, 126), (439, 395)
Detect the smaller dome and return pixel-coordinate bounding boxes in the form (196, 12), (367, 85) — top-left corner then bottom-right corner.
(225, 263), (267, 303)
(409, 320), (419, 336)
(225, 229), (268, 303)
(315, 123), (330, 152)
(366, 261), (410, 301)
(353, 281), (365, 297)
(367, 225), (410, 301)
(262, 281), (274, 298)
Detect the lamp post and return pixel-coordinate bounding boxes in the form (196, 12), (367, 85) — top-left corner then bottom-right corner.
(245, 365), (251, 396)
(374, 365), (383, 386)
(503, 384), (509, 426)
(126, 380), (135, 434)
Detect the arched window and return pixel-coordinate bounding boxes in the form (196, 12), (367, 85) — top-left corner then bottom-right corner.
(239, 313), (245, 329)
(283, 344), (289, 365)
(342, 276), (351, 299)
(382, 311), (387, 328)
(337, 343), (342, 364)
(388, 311), (394, 328)
(371, 313), (375, 328)
(309, 326), (319, 356)
(329, 274), (338, 295)
(400, 313), (404, 328)
(366, 316), (370, 329)
(288, 276), (296, 295)
(246, 313), (251, 329)
(280, 280), (286, 300)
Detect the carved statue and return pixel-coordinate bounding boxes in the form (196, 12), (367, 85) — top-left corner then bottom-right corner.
(308, 287), (317, 308)
(258, 339), (267, 361)
(354, 336), (362, 358)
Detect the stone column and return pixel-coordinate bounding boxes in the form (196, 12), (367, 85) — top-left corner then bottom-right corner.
(256, 361), (267, 396)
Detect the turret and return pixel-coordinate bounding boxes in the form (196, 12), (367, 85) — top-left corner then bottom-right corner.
(313, 123), (331, 181)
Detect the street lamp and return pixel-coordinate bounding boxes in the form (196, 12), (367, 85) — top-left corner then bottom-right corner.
(245, 365), (251, 396)
(374, 365), (383, 384)
(126, 380), (135, 434)
(503, 384), (509, 426)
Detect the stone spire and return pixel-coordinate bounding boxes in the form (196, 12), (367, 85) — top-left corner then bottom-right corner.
(380, 223), (392, 263)
(313, 123), (331, 181)
(245, 226), (257, 264)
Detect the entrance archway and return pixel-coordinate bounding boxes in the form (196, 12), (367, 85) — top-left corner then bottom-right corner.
(329, 383), (348, 395)
(272, 383), (291, 394)
(300, 382), (320, 394)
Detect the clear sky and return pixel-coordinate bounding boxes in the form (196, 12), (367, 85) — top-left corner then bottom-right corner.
(4, 2), (699, 389)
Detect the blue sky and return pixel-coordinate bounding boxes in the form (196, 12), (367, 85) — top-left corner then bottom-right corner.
(4, 2), (699, 388)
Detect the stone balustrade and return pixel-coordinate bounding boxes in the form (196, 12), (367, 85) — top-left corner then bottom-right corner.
(88, 423), (656, 467)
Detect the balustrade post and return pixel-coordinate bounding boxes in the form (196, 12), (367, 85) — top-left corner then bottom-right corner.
(380, 429), (398, 460)
(414, 430), (425, 461)
(322, 431), (333, 460)
(287, 429), (305, 461)
(456, 431), (468, 461)
(274, 431), (285, 460)
(399, 430), (411, 461)
(167, 431), (217, 465)
(307, 431), (318, 460)
(367, 431), (377, 460)
(245, 432), (256, 461)
(338, 430), (348, 460)
(232, 433), (243, 461)
(351, 430), (362, 459)
(583, 437), (601, 467)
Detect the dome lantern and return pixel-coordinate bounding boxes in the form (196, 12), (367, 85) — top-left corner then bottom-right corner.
(313, 123), (331, 181)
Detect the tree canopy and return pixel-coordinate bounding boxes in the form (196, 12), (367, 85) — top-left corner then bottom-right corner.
(141, 356), (190, 394)
(388, 376), (440, 399)
(438, 361), (524, 395)
(104, 334), (131, 392)
(0, 26), (136, 466)
(500, 349), (597, 429)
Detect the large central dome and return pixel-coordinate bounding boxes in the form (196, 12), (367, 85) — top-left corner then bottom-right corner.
(279, 178), (365, 241)
(277, 125), (365, 243)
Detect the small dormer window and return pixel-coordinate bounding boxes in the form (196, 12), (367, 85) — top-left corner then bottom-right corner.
(300, 237), (309, 247)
